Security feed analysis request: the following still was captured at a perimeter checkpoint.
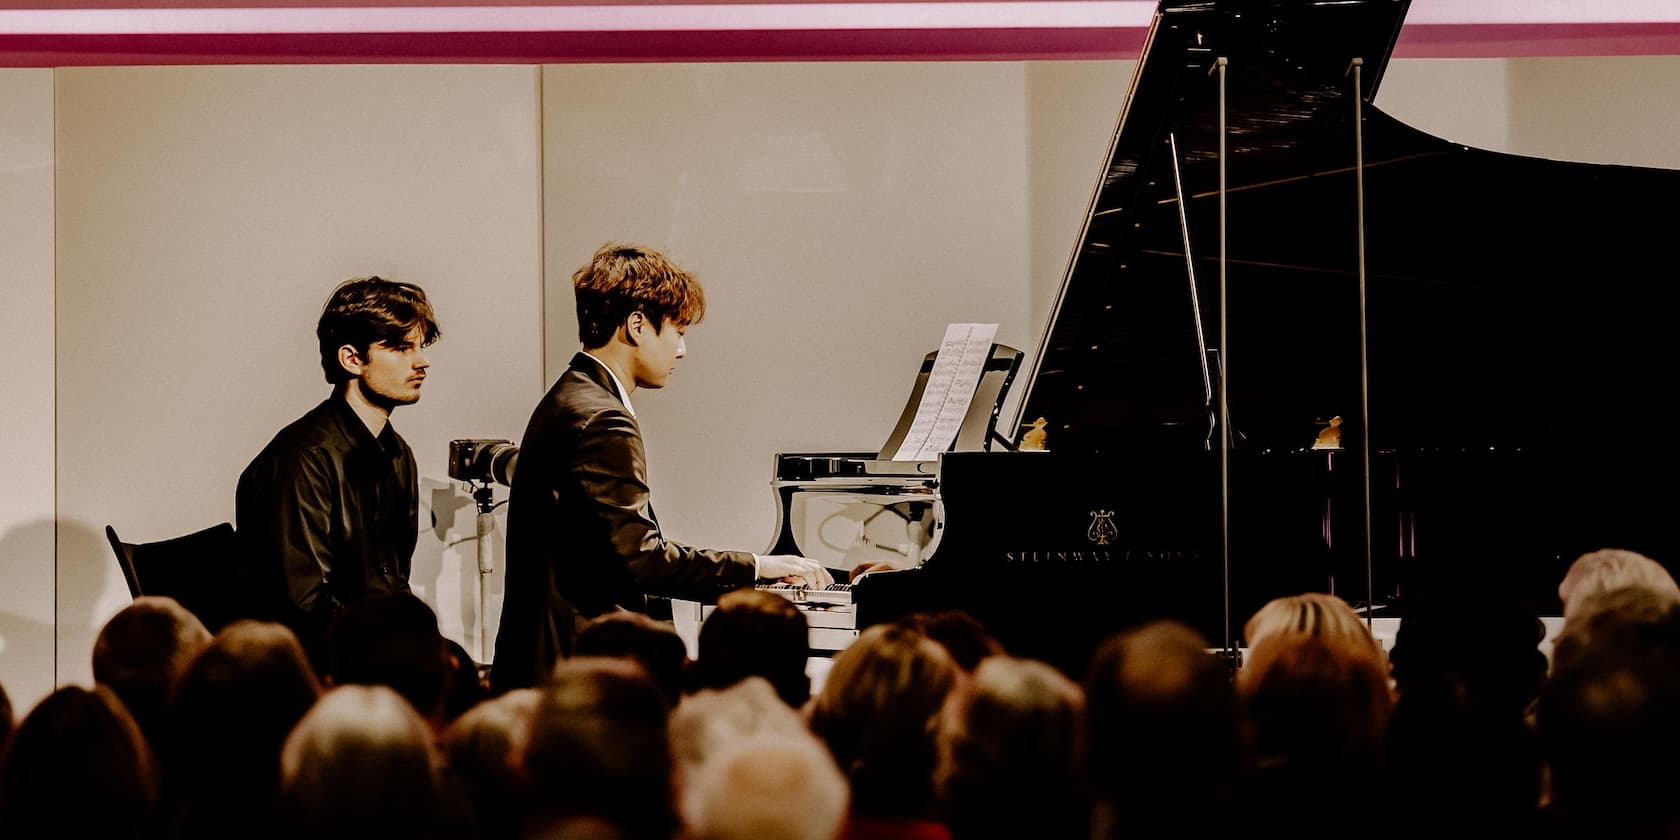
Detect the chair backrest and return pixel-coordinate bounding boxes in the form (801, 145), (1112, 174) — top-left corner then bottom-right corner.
(104, 522), (243, 632)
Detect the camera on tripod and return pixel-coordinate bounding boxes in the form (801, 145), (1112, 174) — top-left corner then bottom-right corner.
(449, 439), (520, 486)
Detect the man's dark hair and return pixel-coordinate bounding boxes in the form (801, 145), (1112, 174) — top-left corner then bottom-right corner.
(316, 276), (440, 385)
(574, 612), (688, 706)
(327, 593), (448, 721)
(573, 242), (706, 349)
(688, 588), (810, 707)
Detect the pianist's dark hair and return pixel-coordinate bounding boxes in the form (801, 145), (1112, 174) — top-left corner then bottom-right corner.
(315, 276), (441, 386)
(573, 242), (706, 349)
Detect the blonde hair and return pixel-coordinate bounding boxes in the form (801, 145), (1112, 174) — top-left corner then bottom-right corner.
(1243, 592), (1376, 652)
(1558, 549), (1680, 619)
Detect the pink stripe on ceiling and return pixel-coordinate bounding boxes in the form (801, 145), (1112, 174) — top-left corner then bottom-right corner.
(0, 3), (1154, 33)
(3, 2), (1680, 63)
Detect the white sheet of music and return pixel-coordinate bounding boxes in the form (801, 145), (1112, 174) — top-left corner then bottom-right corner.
(890, 322), (998, 462)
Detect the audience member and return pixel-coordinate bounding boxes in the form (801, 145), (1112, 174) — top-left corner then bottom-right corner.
(903, 609), (1003, 672)
(576, 611), (690, 705)
(165, 620), (322, 840)
(1235, 631), (1392, 832)
(1557, 547), (1680, 620)
(1551, 585), (1680, 675)
(937, 656), (1086, 840)
(672, 677), (845, 840)
(0, 685), (157, 837)
(1539, 608), (1680, 838)
(519, 657), (675, 840)
(687, 588), (811, 707)
(670, 677), (807, 781)
(327, 592), (449, 726)
(808, 623), (958, 838)
(442, 688), (540, 840)
(278, 684), (463, 840)
(1385, 586), (1546, 836)
(91, 595), (212, 754)
(681, 731), (849, 840)
(1083, 620), (1240, 839)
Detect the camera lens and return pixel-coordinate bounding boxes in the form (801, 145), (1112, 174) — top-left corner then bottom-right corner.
(483, 442), (519, 485)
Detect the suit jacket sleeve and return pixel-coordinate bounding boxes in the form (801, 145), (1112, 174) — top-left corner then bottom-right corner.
(574, 405), (757, 596)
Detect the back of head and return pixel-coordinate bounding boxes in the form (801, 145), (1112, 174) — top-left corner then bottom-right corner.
(576, 612), (689, 705)
(938, 656), (1087, 840)
(808, 623), (958, 819)
(1559, 548), (1680, 620)
(91, 595), (212, 751)
(1388, 586), (1546, 716)
(1237, 633), (1392, 790)
(316, 275), (440, 385)
(328, 592), (448, 723)
(680, 731), (848, 840)
(690, 588), (810, 707)
(1083, 620), (1238, 835)
(0, 685), (157, 837)
(670, 677), (807, 777)
(1540, 620), (1680, 835)
(1553, 585), (1680, 675)
(1243, 592), (1376, 653)
(521, 657), (674, 840)
(279, 685), (445, 840)
(904, 609), (1004, 672)
(443, 688), (541, 840)
(573, 242), (705, 349)
(167, 621), (321, 834)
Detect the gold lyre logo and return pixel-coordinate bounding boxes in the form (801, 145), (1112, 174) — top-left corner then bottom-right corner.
(1087, 510), (1118, 546)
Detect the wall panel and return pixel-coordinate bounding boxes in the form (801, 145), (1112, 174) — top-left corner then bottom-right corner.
(0, 69), (57, 713)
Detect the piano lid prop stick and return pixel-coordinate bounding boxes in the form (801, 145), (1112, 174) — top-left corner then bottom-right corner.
(1348, 56), (1376, 631)
(1211, 55), (1233, 656)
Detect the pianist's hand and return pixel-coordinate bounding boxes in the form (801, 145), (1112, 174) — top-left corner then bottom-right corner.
(758, 554), (834, 590)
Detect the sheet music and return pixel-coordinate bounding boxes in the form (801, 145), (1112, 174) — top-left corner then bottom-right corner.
(890, 322), (998, 462)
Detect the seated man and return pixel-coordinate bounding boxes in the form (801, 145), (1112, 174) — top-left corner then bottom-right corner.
(236, 276), (440, 669)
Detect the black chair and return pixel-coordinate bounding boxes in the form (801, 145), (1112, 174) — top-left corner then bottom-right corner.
(105, 522), (248, 633)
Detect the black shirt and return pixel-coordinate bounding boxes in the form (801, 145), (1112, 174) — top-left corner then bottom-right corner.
(236, 396), (417, 646)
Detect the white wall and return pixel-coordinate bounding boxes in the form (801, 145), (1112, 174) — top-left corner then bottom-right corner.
(1507, 55), (1680, 169)
(0, 69), (57, 714)
(542, 63), (1037, 553)
(53, 65), (543, 683)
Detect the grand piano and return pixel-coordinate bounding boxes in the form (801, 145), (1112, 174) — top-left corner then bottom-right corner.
(744, 0), (1680, 675)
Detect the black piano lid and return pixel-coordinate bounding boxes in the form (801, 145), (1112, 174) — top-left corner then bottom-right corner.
(1019, 0), (1680, 459)
(1004, 0), (1680, 611)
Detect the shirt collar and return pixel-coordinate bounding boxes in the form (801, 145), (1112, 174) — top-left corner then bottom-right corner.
(329, 394), (403, 458)
(582, 351), (634, 418)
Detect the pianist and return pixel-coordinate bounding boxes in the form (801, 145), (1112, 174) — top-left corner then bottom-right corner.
(491, 242), (830, 693)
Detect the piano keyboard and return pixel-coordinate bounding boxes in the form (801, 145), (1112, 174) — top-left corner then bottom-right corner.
(758, 582), (854, 607)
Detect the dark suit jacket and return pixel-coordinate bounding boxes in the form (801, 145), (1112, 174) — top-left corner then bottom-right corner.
(491, 353), (756, 692)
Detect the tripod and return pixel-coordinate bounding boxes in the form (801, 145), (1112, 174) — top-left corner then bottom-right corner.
(469, 482), (503, 664)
